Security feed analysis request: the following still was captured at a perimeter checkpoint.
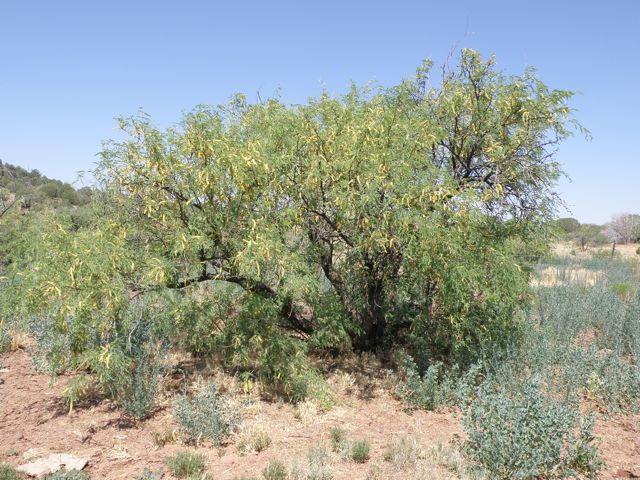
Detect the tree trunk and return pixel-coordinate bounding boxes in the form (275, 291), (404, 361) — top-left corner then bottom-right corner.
(353, 269), (386, 351)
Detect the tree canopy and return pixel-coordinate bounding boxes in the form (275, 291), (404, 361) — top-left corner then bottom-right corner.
(1, 50), (583, 396)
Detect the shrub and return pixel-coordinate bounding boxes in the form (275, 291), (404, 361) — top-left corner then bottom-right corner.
(306, 446), (332, 480)
(237, 427), (272, 454)
(394, 355), (481, 411)
(28, 316), (73, 375)
(120, 343), (165, 420)
(383, 435), (420, 469)
(427, 443), (489, 479)
(0, 322), (11, 354)
(464, 377), (603, 479)
(175, 383), (241, 445)
(329, 427), (347, 454)
(165, 451), (206, 478)
(262, 460), (287, 480)
(0, 463), (21, 480)
(350, 440), (371, 464)
(135, 470), (164, 480)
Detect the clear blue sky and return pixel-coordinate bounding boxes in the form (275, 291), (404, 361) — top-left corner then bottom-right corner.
(1, 0), (638, 224)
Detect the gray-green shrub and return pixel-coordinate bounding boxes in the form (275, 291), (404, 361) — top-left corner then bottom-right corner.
(464, 376), (602, 479)
(175, 383), (241, 445)
(262, 460), (287, 480)
(165, 451), (206, 478)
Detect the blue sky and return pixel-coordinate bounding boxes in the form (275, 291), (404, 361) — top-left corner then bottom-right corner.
(1, 0), (638, 224)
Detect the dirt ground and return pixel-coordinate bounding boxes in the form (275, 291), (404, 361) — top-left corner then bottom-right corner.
(1, 349), (639, 479)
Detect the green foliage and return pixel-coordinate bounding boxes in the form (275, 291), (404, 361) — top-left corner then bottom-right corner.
(0, 463), (21, 480)
(464, 376), (602, 479)
(572, 224), (607, 250)
(306, 446), (333, 480)
(394, 355), (481, 411)
(383, 435), (420, 470)
(0, 160), (91, 213)
(350, 440), (371, 463)
(554, 218), (580, 237)
(1, 50), (583, 399)
(135, 469), (164, 480)
(262, 460), (288, 480)
(175, 383), (241, 445)
(0, 319), (11, 354)
(237, 427), (272, 454)
(165, 451), (206, 478)
(120, 341), (165, 419)
(28, 316), (74, 375)
(329, 427), (347, 453)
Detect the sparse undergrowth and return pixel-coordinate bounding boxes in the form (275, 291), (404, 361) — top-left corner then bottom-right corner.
(175, 383), (241, 445)
(237, 427), (272, 454)
(165, 451), (207, 479)
(0, 463), (22, 480)
(262, 459), (288, 480)
(464, 376), (603, 479)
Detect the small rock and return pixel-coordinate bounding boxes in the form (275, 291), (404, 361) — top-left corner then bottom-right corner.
(17, 453), (88, 477)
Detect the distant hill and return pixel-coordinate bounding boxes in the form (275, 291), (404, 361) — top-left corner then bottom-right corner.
(0, 160), (91, 210)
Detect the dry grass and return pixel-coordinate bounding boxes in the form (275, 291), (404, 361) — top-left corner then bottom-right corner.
(532, 266), (602, 287)
(553, 241), (640, 259)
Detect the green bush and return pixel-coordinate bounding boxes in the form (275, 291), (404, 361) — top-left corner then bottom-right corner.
(0, 319), (11, 354)
(262, 460), (287, 480)
(383, 435), (420, 470)
(394, 355), (481, 411)
(306, 446), (333, 480)
(175, 383), (241, 445)
(329, 426), (347, 454)
(28, 316), (74, 375)
(135, 469), (164, 480)
(165, 451), (206, 478)
(0, 463), (21, 480)
(237, 427), (272, 454)
(120, 343), (165, 420)
(464, 377), (603, 479)
(350, 440), (371, 464)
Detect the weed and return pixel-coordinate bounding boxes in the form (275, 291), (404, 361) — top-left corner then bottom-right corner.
(28, 316), (73, 375)
(237, 427), (272, 454)
(307, 446), (332, 480)
(394, 356), (481, 411)
(0, 321), (11, 354)
(383, 435), (420, 469)
(364, 464), (383, 480)
(175, 383), (241, 445)
(0, 463), (21, 480)
(135, 469), (164, 480)
(464, 376), (603, 479)
(153, 428), (176, 448)
(427, 443), (489, 480)
(165, 451), (206, 478)
(329, 427), (347, 454)
(120, 343), (165, 420)
(350, 440), (370, 463)
(63, 375), (98, 414)
(262, 460), (287, 480)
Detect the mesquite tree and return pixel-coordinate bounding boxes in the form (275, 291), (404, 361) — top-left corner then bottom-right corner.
(5, 51), (582, 384)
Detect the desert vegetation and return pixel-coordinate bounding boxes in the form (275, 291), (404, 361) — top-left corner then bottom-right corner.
(1, 50), (639, 479)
